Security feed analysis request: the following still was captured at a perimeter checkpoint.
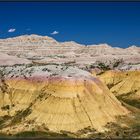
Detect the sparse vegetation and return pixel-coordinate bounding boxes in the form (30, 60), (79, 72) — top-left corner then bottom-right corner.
(107, 83), (115, 89)
(117, 97), (140, 109)
(14, 131), (73, 138)
(0, 115), (12, 129)
(95, 59), (124, 71)
(116, 90), (140, 109)
(11, 108), (32, 125)
(1, 105), (10, 111)
(97, 62), (111, 71)
(42, 68), (51, 72)
(77, 126), (96, 135)
(112, 58), (124, 68)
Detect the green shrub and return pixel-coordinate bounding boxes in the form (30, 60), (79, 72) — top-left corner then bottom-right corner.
(97, 62), (110, 71)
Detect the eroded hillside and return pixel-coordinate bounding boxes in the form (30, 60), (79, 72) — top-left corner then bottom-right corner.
(97, 70), (140, 109)
(0, 35), (139, 138)
(0, 64), (130, 138)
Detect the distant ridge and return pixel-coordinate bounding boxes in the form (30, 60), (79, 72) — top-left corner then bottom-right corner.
(0, 34), (139, 49)
(0, 34), (140, 68)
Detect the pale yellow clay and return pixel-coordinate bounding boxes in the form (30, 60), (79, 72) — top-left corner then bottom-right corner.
(0, 72), (129, 133)
(98, 70), (140, 100)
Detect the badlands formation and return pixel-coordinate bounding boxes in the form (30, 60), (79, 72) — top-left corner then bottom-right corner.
(0, 35), (139, 138)
(0, 65), (128, 135)
(0, 34), (140, 69)
(98, 70), (140, 108)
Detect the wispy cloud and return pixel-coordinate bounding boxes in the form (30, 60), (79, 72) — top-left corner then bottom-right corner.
(8, 28), (16, 33)
(50, 31), (59, 35)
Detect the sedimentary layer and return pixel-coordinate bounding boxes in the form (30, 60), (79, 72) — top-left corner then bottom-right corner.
(98, 70), (140, 108)
(0, 65), (128, 133)
(0, 35), (140, 69)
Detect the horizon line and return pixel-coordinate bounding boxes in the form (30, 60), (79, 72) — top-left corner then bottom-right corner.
(0, 34), (139, 49)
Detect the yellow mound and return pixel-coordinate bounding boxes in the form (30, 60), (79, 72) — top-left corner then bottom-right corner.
(0, 74), (129, 133)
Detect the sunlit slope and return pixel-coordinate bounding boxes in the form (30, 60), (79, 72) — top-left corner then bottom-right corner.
(98, 70), (140, 108)
(0, 65), (128, 133)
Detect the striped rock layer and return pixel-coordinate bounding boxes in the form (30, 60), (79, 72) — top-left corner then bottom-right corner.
(0, 66), (129, 133)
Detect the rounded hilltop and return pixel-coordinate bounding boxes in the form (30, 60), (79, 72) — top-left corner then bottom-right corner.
(0, 64), (128, 134)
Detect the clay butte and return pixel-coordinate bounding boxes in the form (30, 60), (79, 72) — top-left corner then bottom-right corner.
(0, 65), (129, 133)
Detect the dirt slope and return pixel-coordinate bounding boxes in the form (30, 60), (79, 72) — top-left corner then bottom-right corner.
(98, 70), (140, 108)
(0, 65), (128, 134)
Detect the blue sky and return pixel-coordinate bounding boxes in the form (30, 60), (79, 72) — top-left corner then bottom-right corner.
(0, 2), (140, 48)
